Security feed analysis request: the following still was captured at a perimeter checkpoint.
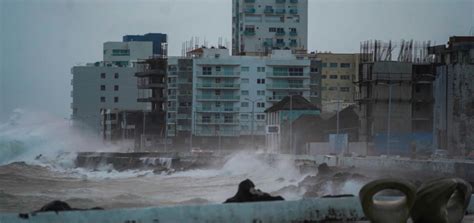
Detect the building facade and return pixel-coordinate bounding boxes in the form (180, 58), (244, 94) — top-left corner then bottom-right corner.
(317, 53), (360, 113)
(232, 0), (308, 56)
(123, 33), (167, 56)
(71, 40), (154, 133)
(187, 48), (315, 150)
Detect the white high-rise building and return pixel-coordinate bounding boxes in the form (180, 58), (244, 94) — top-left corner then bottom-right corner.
(184, 48), (317, 149)
(71, 41), (153, 132)
(232, 0), (308, 56)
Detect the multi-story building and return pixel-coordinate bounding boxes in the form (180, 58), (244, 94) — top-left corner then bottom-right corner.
(189, 47), (315, 150)
(317, 53), (360, 113)
(232, 0), (308, 56)
(72, 34), (167, 135)
(123, 33), (167, 56)
(71, 40), (154, 133)
(430, 36), (474, 155)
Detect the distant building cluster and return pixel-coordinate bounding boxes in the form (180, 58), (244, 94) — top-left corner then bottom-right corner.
(70, 0), (474, 157)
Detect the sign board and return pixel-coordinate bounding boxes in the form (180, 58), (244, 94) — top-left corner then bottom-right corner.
(266, 125), (280, 134)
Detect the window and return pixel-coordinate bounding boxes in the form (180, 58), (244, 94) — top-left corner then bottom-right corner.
(257, 90), (265, 96)
(328, 87), (337, 91)
(256, 114), (266, 120)
(101, 73), (106, 79)
(114, 85), (119, 91)
(257, 102), (265, 108)
(100, 85), (106, 91)
(241, 102), (249, 107)
(215, 90), (221, 96)
(224, 115), (234, 123)
(257, 67), (266, 72)
(322, 63), (327, 68)
(242, 90), (249, 96)
(114, 97), (119, 103)
(289, 67), (303, 76)
(330, 63), (338, 68)
(329, 75), (338, 79)
(340, 63), (351, 68)
(216, 66), (221, 72)
(340, 87), (350, 92)
(311, 68), (318, 73)
(241, 67), (250, 72)
(340, 75), (350, 80)
(321, 75), (327, 79)
(241, 114), (249, 120)
(202, 115), (211, 123)
(257, 79), (265, 84)
(269, 27), (277, 32)
(111, 49), (130, 56)
(114, 73), (119, 79)
(242, 78), (249, 84)
(203, 67), (212, 75)
(100, 97), (106, 102)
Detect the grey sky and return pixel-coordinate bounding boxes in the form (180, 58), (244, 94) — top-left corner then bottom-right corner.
(1, 0), (473, 120)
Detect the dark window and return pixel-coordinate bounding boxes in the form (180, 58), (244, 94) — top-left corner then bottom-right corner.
(329, 75), (338, 79)
(340, 63), (351, 68)
(100, 85), (106, 91)
(114, 85), (119, 91)
(115, 73), (119, 78)
(100, 97), (106, 102)
(101, 73), (106, 79)
(330, 63), (338, 68)
(321, 75), (327, 79)
(310, 68), (318, 73)
(114, 97), (119, 103)
(340, 75), (350, 80)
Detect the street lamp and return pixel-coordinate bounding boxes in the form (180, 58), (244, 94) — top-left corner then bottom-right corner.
(245, 98), (263, 148)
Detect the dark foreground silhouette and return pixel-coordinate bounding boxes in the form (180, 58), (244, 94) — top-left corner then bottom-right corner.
(224, 179), (284, 203)
(18, 200), (103, 219)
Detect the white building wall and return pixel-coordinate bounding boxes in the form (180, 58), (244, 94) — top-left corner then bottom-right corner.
(191, 48), (310, 138)
(103, 41), (153, 62)
(232, 0), (308, 55)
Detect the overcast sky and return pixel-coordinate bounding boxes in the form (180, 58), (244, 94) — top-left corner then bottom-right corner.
(0, 0), (473, 120)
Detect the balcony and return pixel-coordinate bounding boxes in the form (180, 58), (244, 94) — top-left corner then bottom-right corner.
(244, 0), (255, 3)
(244, 8), (256, 14)
(263, 41), (273, 47)
(290, 0), (298, 3)
(196, 107), (240, 113)
(168, 83), (177, 88)
(196, 119), (240, 126)
(244, 30), (256, 36)
(196, 83), (240, 89)
(275, 31), (285, 36)
(275, 0), (285, 3)
(137, 97), (166, 103)
(289, 31), (297, 36)
(289, 41), (298, 47)
(196, 71), (240, 77)
(137, 82), (166, 89)
(266, 72), (309, 78)
(275, 9), (286, 14)
(289, 9), (298, 14)
(264, 8), (274, 14)
(275, 42), (285, 47)
(196, 95), (240, 101)
(168, 94), (177, 100)
(266, 83), (310, 90)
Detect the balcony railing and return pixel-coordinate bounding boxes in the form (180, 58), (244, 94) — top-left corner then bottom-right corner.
(275, 31), (286, 36)
(195, 129), (240, 137)
(244, 8), (256, 14)
(264, 8), (274, 14)
(196, 107), (240, 113)
(275, 9), (286, 14)
(244, 0), (256, 3)
(290, 0), (298, 3)
(266, 72), (309, 78)
(263, 41), (273, 47)
(244, 30), (256, 36)
(196, 120), (240, 125)
(289, 41), (298, 47)
(196, 95), (240, 101)
(275, 42), (285, 47)
(196, 83), (240, 89)
(266, 83), (310, 89)
(289, 9), (298, 14)
(275, 0), (285, 3)
(196, 71), (240, 77)
(289, 31), (298, 36)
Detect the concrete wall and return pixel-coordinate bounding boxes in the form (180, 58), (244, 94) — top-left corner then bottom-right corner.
(71, 66), (147, 133)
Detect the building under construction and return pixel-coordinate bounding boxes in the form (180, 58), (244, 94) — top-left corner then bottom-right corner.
(356, 40), (435, 155)
(135, 57), (168, 151)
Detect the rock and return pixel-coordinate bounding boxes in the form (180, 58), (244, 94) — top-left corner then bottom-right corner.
(33, 200), (104, 213)
(224, 179), (284, 203)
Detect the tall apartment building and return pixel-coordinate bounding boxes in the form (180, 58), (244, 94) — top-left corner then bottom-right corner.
(72, 34), (167, 134)
(123, 33), (167, 56)
(317, 53), (360, 113)
(232, 0), (308, 56)
(186, 48), (315, 150)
